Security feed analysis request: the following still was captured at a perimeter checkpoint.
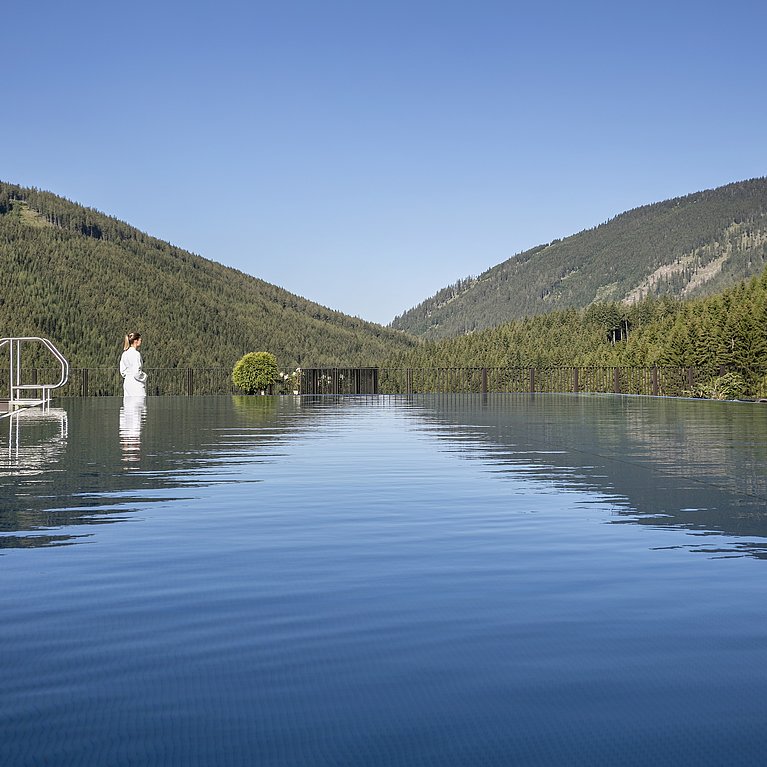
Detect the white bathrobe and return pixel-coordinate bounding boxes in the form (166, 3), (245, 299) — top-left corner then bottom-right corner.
(120, 347), (147, 396)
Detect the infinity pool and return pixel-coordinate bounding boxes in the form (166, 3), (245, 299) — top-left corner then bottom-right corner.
(2, 394), (767, 766)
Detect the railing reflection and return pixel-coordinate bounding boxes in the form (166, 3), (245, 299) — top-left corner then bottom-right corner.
(2, 406), (68, 475)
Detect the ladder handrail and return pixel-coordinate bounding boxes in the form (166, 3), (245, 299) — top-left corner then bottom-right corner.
(0, 337), (70, 406)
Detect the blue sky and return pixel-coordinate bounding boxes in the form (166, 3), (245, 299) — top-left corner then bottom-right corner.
(3, 0), (766, 324)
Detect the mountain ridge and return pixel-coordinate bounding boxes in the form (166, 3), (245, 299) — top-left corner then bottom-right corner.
(391, 177), (767, 338)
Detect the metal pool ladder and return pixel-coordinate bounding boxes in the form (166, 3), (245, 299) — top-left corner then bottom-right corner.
(0, 337), (70, 409)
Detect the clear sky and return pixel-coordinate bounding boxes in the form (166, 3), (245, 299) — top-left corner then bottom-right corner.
(3, 0), (766, 324)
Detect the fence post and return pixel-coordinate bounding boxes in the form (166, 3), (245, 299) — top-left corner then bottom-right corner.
(613, 367), (621, 394)
(687, 367), (694, 390)
(481, 368), (488, 394)
(652, 366), (659, 396)
(186, 368), (194, 396)
(529, 368), (535, 393)
(81, 368), (89, 397)
(573, 367), (579, 393)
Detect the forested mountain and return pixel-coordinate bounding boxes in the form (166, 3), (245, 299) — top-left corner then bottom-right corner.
(0, 182), (417, 369)
(392, 178), (767, 338)
(383, 264), (767, 397)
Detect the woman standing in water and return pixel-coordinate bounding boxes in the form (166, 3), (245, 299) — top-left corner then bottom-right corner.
(120, 331), (148, 396)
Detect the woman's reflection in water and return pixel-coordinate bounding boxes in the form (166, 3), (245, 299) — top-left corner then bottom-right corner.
(119, 396), (146, 463)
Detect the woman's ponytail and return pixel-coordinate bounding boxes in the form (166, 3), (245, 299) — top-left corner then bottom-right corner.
(124, 332), (141, 350)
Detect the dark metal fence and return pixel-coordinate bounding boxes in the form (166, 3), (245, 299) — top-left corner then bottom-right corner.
(0, 368), (241, 397)
(0, 365), (717, 398)
(302, 366), (713, 397)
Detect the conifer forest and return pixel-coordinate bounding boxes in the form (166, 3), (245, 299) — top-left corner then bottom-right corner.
(2, 179), (767, 398)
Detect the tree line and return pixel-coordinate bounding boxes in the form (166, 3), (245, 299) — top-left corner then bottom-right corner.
(382, 266), (767, 398)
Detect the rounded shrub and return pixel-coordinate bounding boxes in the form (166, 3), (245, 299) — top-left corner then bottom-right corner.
(232, 352), (279, 394)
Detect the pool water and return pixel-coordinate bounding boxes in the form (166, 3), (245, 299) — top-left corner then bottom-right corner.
(2, 394), (767, 766)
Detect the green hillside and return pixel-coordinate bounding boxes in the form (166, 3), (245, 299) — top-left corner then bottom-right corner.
(383, 265), (767, 397)
(0, 182), (417, 369)
(392, 178), (767, 338)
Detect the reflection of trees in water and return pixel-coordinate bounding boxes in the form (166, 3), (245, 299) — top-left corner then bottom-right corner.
(231, 395), (279, 422)
(5, 394), (767, 557)
(0, 533), (86, 549)
(0, 396), (326, 549)
(412, 393), (767, 558)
